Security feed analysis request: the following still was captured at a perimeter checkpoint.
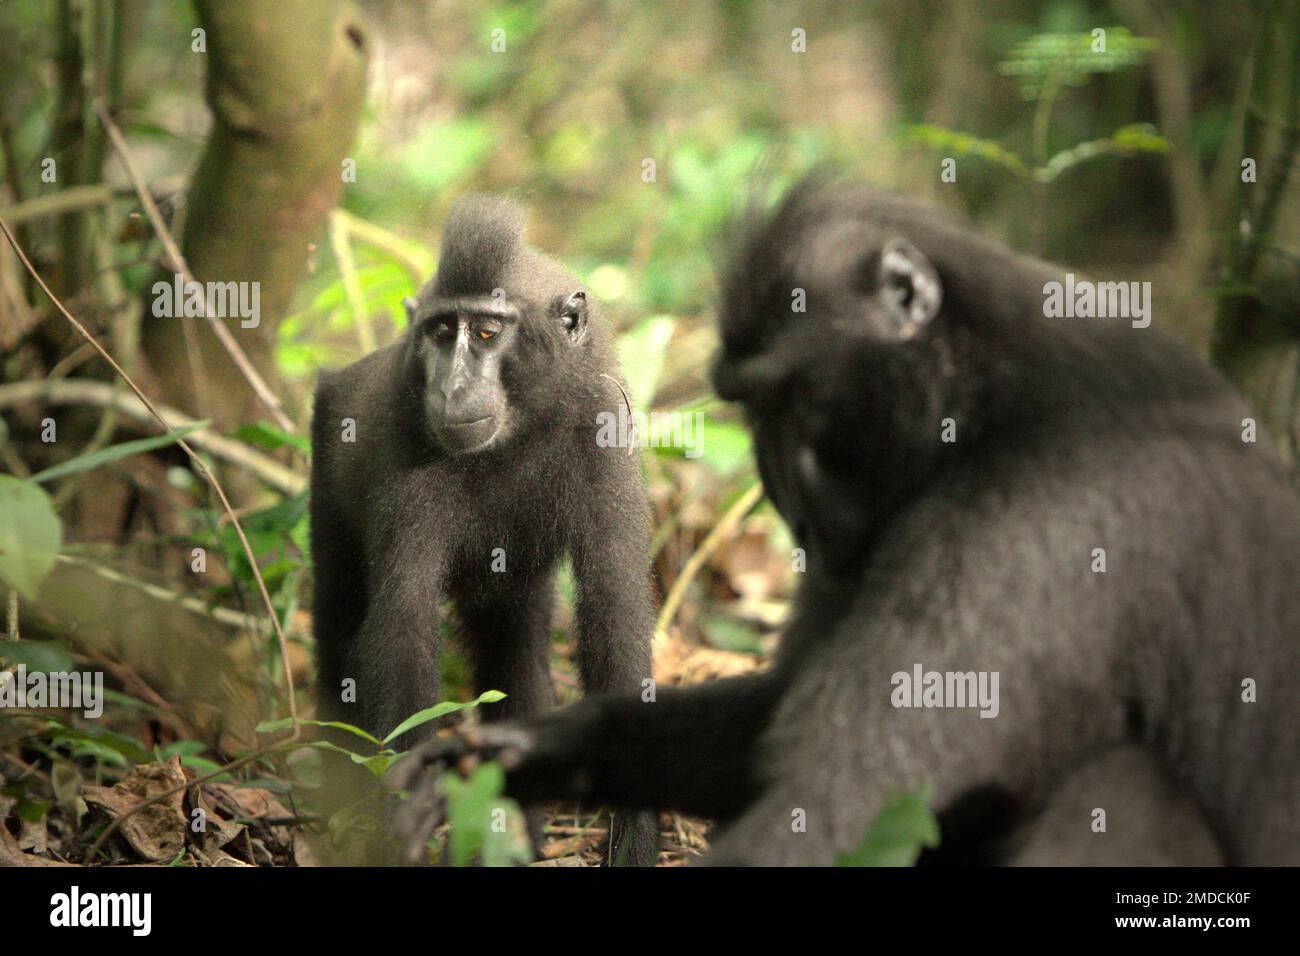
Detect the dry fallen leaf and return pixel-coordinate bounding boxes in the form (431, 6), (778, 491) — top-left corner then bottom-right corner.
(82, 756), (188, 862)
(0, 823), (75, 867)
(187, 786), (244, 854)
(17, 817), (48, 854)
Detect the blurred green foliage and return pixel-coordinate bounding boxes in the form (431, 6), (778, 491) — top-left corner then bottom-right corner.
(998, 26), (1158, 98)
(837, 788), (940, 867)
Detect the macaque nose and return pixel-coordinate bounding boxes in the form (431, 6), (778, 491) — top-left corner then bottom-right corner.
(441, 379), (492, 424)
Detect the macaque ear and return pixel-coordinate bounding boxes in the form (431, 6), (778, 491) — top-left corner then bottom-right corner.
(876, 237), (942, 340)
(403, 296), (420, 326)
(558, 290), (588, 343)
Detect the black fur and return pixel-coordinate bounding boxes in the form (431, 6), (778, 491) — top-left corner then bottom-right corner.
(310, 196), (658, 865)
(401, 182), (1300, 865)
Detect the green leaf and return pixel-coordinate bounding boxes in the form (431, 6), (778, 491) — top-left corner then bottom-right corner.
(663, 418), (751, 475)
(304, 740), (400, 777)
(156, 740), (209, 759)
(47, 724), (152, 766)
(352, 751), (401, 778)
(442, 762), (530, 867)
(16, 797), (50, 823)
(1110, 123), (1169, 153)
(905, 125), (1030, 179)
(29, 421), (211, 484)
(255, 716), (383, 746)
(382, 689), (507, 744)
(213, 490), (309, 588)
(305, 739), (368, 759)
(998, 28), (1157, 98)
(101, 688), (161, 714)
(701, 615), (765, 655)
(0, 475), (61, 600)
(176, 755), (225, 776)
(232, 421), (310, 455)
(837, 788), (940, 867)
(0, 639), (73, 672)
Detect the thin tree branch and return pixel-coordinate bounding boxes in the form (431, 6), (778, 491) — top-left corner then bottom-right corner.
(0, 379), (305, 495)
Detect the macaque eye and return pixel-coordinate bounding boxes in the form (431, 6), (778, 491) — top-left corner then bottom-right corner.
(475, 320), (503, 341)
(432, 323), (455, 343)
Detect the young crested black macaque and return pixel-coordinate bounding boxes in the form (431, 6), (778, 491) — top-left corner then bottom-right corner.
(394, 180), (1300, 865)
(311, 196), (657, 865)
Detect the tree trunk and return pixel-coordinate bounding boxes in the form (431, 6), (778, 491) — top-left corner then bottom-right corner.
(141, 0), (368, 429)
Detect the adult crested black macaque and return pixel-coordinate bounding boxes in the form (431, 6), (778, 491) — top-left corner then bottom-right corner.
(394, 180), (1300, 865)
(311, 195), (657, 865)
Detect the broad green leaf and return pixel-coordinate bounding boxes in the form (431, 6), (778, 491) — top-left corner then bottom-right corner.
(382, 689), (507, 744)
(177, 755), (225, 776)
(443, 762), (530, 867)
(52, 737), (130, 768)
(837, 788), (940, 867)
(672, 417), (752, 475)
(214, 491), (309, 588)
(46, 724), (152, 766)
(0, 475), (61, 599)
(0, 638), (73, 672)
(30, 421), (210, 484)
